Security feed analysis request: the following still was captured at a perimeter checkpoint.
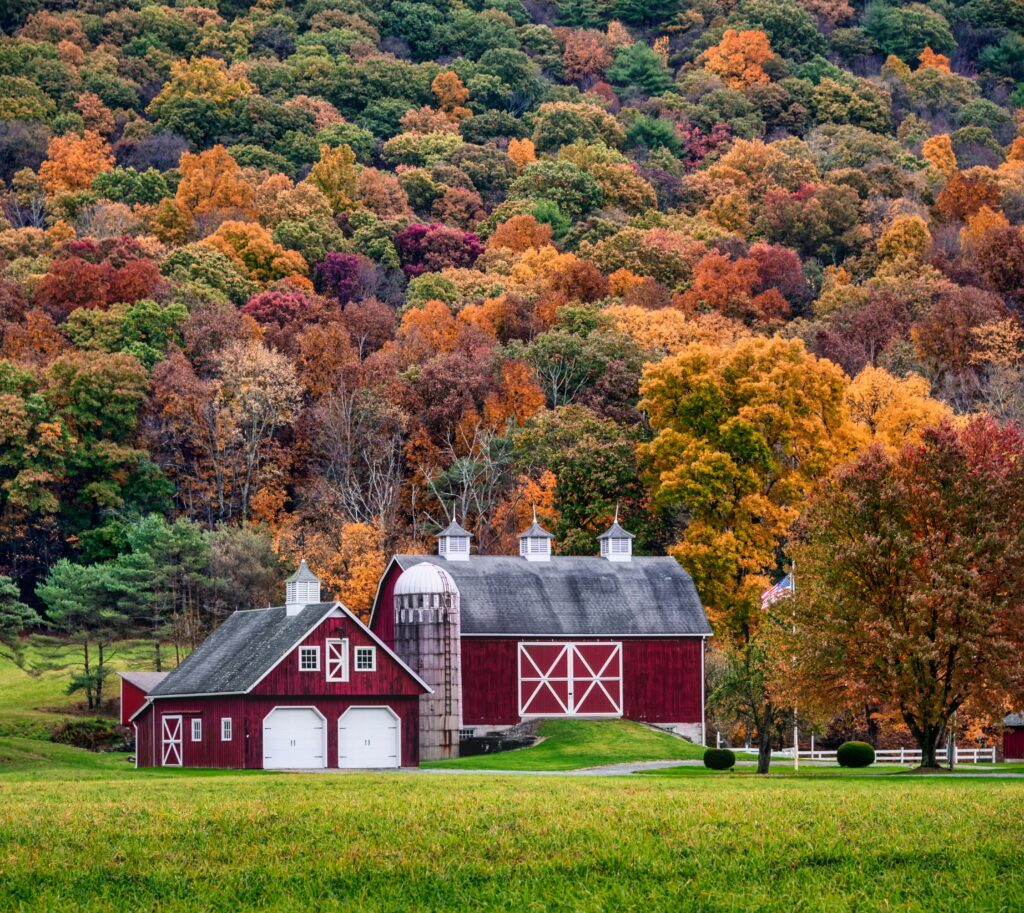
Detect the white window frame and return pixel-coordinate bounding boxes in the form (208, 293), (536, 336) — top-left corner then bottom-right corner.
(221, 717), (232, 741)
(298, 645), (320, 672)
(354, 646), (376, 672)
(326, 638), (349, 682)
(191, 718), (202, 742)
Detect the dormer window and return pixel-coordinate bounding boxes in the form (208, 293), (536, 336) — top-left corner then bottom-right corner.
(285, 560), (321, 615)
(437, 520), (472, 561)
(518, 510), (554, 562)
(598, 508), (635, 562)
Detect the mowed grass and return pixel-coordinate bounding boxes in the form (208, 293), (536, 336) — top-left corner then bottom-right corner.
(0, 747), (1022, 913)
(424, 718), (707, 770)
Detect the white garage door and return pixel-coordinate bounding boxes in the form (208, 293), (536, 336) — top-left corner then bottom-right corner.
(262, 707), (326, 769)
(338, 707), (400, 769)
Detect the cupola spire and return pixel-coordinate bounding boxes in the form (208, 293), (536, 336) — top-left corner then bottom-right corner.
(437, 517), (472, 561)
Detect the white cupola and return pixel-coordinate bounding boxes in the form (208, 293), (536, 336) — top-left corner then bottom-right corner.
(285, 559), (321, 615)
(437, 519), (472, 561)
(518, 508), (554, 562)
(598, 507), (635, 562)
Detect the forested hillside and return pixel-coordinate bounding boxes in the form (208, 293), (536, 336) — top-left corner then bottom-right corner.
(2, 0), (1024, 719)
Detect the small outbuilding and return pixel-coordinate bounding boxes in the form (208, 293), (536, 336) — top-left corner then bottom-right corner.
(130, 562), (430, 770)
(117, 672), (169, 726)
(1005, 713), (1024, 761)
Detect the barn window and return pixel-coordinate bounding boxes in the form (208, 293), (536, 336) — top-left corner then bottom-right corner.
(355, 646), (376, 672)
(191, 719), (202, 742)
(221, 718), (232, 741)
(299, 646), (320, 671)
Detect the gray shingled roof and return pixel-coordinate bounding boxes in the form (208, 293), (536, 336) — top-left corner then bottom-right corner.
(518, 521), (554, 540)
(1005, 713), (1024, 727)
(118, 671), (169, 691)
(149, 603), (337, 696)
(598, 520), (634, 541)
(437, 520), (472, 537)
(392, 555), (711, 636)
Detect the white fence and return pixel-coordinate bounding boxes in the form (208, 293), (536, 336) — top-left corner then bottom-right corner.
(773, 746), (997, 764)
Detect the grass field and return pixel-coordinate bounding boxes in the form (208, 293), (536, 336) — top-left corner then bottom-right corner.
(0, 641), (161, 739)
(0, 742), (1022, 913)
(424, 718), (707, 770)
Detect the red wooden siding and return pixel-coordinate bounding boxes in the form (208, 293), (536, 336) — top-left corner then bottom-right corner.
(134, 695), (419, 768)
(251, 614), (422, 698)
(461, 637), (704, 726)
(1005, 727), (1024, 760)
(120, 679), (149, 726)
(370, 561), (400, 647)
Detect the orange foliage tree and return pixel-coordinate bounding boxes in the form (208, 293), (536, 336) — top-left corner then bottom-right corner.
(38, 130), (113, 196)
(702, 29), (773, 89)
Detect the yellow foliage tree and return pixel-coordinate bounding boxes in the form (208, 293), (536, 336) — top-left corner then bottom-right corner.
(702, 29), (773, 89)
(960, 205), (1009, 252)
(846, 365), (951, 450)
(877, 214), (932, 261)
(508, 137), (537, 169)
(38, 130), (113, 196)
(175, 144), (257, 225)
(922, 134), (957, 178)
(201, 220), (308, 283)
(309, 143), (360, 213)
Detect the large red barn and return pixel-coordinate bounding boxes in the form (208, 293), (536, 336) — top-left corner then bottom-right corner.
(131, 563), (430, 770)
(369, 516), (712, 760)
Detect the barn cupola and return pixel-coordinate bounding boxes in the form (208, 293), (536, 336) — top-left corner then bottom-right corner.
(285, 560), (321, 615)
(598, 507), (635, 562)
(437, 519), (472, 561)
(518, 508), (554, 562)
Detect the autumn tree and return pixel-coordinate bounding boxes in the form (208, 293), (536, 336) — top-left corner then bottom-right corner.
(786, 419), (1024, 767)
(309, 143), (360, 213)
(703, 29), (774, 89)
(172, 145), (257, 233)
(846, 365), (951, 449)
(640, 337), (858, 771)
(38, 131), (113, 196)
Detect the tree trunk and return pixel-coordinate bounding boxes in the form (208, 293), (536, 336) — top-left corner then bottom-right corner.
(919, 725), (941, 767)
(757, 726), (773, 774)
(83, 640), (94, 710)
(96, 642), (105, 709)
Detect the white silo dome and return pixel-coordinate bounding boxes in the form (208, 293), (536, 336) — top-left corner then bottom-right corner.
(394, 562), (459, 597)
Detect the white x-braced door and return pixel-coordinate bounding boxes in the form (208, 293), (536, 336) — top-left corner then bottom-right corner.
(326, 638), (349, 682)
(161, 715), (183, 766)
(518, 642), (623, 717)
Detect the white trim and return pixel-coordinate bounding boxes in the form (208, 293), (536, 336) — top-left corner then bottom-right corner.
(367, 556), (402, 631)
(298, 645), (321, 672)
(161, 715), (183, 767)
(191, 718), (202, 742)
(244, 606), (345, 694)
(133, 722), (139, 769)
(337, 705), (401, 769)
(354, 646), (377, 672)
(262, 705), (327, 770)
(221, 717), (233, 741)
(326, 638), (350, 682)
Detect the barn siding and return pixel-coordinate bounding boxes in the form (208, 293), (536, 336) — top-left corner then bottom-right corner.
(461, 637), (704, 727)
(370, 561), (400, 648)
(1005, 727), (1024, 760)
(120, 679), (149, 726)
(134, 695), (419, 768)
(251, 615), (421, 698)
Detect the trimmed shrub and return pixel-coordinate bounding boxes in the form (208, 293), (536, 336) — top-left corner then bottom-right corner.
(703, 747), (736, 771)
(837, 740), (875, 768)
(52, 718), (127, 751)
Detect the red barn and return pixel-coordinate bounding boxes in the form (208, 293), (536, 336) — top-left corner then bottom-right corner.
(117, 672), (168, 726)
(131, 562), (430, 770)
(369, 516), (712, 760)
(1005, 713), (1024, 761)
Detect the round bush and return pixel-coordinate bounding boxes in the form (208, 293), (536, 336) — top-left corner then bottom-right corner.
(703, 747), (736, 771)
(837, 740), (875, 768)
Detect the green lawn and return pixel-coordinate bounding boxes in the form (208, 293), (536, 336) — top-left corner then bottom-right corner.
(424, 718), (707, 770)
(0, 741), (1022, 913)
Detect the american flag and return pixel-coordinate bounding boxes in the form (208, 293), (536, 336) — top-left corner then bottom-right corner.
(761, 573), (795, 610)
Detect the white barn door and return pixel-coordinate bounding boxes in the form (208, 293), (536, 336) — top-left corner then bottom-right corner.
(338, 707), (400, 768)
(161, 715), (183, 766)
(519, 643), (622, 717)
(262, 707), (326, 769)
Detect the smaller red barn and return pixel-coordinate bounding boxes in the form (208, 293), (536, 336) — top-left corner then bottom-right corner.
(1005, 713), (1024, 761)
(130, 562), (430, 770)
(117, 672), (168, 726)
